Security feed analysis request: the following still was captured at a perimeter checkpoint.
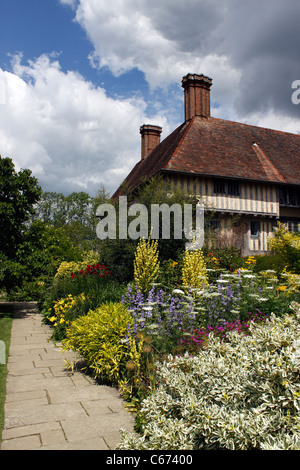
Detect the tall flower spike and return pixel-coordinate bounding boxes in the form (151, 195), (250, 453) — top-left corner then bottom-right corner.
(134, 236), (160, 295)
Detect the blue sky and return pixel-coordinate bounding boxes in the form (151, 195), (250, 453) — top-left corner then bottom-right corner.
(0, 1), (91, 77)
(0, 0), (300, 196)
(0, 0), (150, 100)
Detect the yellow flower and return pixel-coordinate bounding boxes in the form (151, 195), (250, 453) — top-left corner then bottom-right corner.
(182, 249), (208, 289)
(134, 237), (160, 294)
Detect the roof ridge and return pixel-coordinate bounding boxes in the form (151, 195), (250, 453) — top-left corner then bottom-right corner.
(209, 115), (300, 138)
(165, 117), (196, 167)
(171, 118), (194, 154)
(252, 142), (286, 183)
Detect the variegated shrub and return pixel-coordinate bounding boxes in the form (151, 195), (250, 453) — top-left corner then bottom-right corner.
(118, 302), (300, 450)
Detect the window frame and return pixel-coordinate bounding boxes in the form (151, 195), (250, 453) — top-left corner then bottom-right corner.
(213, 178), (240, 197)
(250, 220), (260, 238)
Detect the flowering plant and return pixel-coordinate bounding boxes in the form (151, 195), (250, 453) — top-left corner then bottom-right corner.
(122, 284), (196, 353)
(178, 310), (267, 355)
(134, 237), (160, 294)
(54, 251), (99, 280)
(45, 292), (87, 340)
(118, 303), (300, 450)
(182, 249), (208, 290)
(71, 263), (111, 279)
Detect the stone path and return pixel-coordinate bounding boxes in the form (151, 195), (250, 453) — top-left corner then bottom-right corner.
(0, 304), (135, 450)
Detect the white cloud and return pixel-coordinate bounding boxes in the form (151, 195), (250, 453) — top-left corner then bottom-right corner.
(2, 0), (300, 200)
(240, 109), (300, 135)
(73, 0), (237, 90)
(0, 53), (167, 195)
(60, 0), (78, 7)
(66, 0), (300, 123)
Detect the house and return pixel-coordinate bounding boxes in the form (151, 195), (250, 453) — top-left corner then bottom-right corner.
(113, 73), (300, 255)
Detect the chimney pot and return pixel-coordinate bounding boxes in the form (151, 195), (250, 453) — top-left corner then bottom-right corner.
(181, 73), (212, 121)
(140, 124), (162, 161)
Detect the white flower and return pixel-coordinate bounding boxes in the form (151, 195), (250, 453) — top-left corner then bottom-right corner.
(172, 289), (185, 295)
(293, 340), (300, 349)
(205, 292), (222, 298)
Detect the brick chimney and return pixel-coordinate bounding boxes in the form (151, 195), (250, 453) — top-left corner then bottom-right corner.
(140, 124), (162, 161)
(181, 73), (212, 121)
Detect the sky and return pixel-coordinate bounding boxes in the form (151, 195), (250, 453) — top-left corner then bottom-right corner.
(0, 0), (300, 197)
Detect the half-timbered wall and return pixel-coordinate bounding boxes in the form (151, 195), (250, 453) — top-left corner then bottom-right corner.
(166, 172), (279, 254)
(168, 173), (279, 217)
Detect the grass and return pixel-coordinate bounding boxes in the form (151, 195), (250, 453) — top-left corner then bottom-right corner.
(0, 310), (13, 443)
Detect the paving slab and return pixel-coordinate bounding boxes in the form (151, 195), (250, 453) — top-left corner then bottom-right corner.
(1, 308), (135, 450)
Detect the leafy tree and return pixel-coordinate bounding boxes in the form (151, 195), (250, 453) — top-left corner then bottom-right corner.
(18, 220), (82, 277)
(0, 156), (42, 259)
(131, 175), (198, 261)
(0, 157), (42, 294)
(5, 220), (83, 300)
(33, 190), (106, 250)
(98, 175), (198, 283)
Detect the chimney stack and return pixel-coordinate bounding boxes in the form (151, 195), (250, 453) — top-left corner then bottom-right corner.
(140, 124), (162, 161)
(181, 73), (212, 121)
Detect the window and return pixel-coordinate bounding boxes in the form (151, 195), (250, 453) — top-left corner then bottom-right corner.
(289, 188), (300, 206)
(250, 221), (260, 237)
(287, 221), (300, 233)
(207, 219), (221, 231)
(279, 186), (300, 206)
(227, 181), (240, 196)
(213, 179), (225, 194)
(279, 187), (288, 205)
(213, 179), (240, 196)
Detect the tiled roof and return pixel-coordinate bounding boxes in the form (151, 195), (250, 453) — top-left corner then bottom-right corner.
(112, 116), (300, 198)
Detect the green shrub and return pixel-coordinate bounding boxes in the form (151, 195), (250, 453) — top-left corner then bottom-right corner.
(203, 247), (244, 272)
(253, 254), (286, 275)
(269, 223), (300, 273)
(118, 302), (300, 450)
(157, 259), (183, 291)
(6, 276), (49, 303)
(62, 303), (134, 384)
